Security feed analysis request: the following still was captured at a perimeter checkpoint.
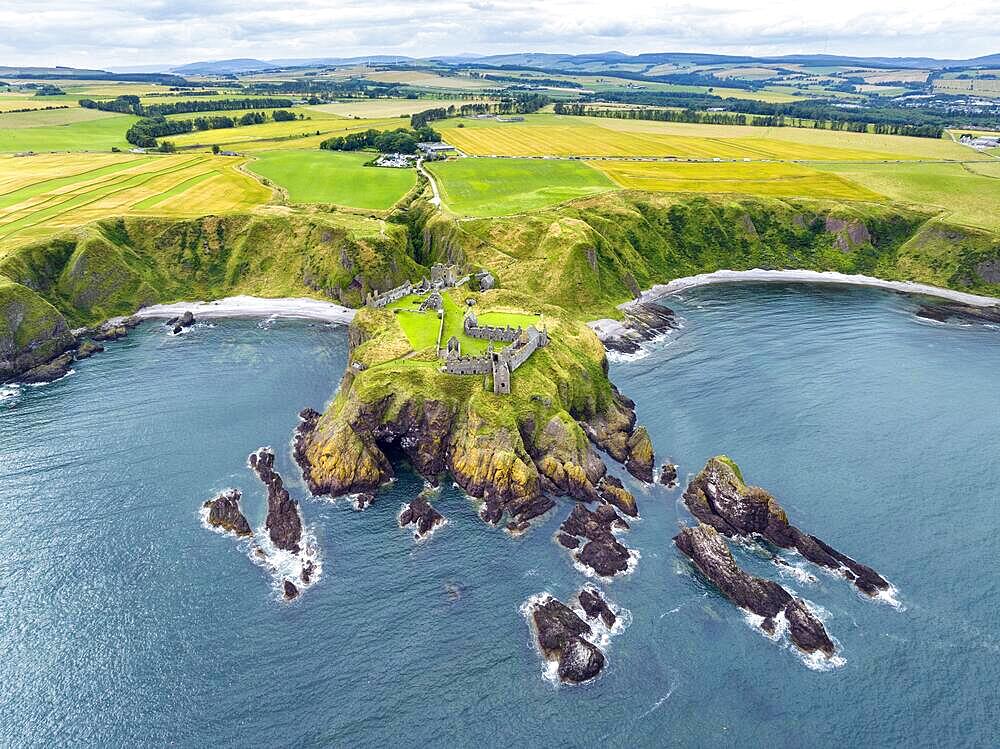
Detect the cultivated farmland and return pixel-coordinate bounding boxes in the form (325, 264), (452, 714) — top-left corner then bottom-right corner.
(593, 161), (883, 201)
(427, 157), (615, 216)
(438, 114), (977, 161)
(0, 153), (270, 247)
(247, 150), (417, 210)
(440, 121), (936, 161)
(168, 116), (403, 150)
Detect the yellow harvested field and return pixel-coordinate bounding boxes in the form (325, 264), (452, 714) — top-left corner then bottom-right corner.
(169, 117), (403, 149)
(592, 161), (883, 201)
(0, 153), (271, 247)
(310, 98), (483, 119)
(442, 121), (941, 161)
(0, 98), (66, 112)
(934, 78), (1000, 96)
(363, 71), (496, 90)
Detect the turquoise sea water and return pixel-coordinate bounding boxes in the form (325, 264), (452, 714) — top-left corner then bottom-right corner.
(2, 285), (999, 747)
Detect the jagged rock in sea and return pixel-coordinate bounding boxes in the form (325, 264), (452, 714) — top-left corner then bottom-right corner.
(596, 474), (638, 517)
(528, 595), (606, 683)
(683, 457), (889, 596)
(203, 488), (252, 537)
(19, 353), (73, 383)
(578, 586), (617, 628)
(625, 426), (654, 483)
(659, 463), (678, 487)
(479, 489), (504, 525)
(249, 447), (303, 554)
(558, 503), (633, 578)
(283, 579), (299, 601)
(674, 523), (835, 657)
(74, 340), (104, 360)
(399, 492), (446, 538)
(589, 301), (678, 355)
(167, 310), (196, 334)
(915, 301), (1000, 325)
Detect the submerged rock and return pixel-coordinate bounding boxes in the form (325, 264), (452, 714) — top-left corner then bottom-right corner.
(249, 447), (303, 554)
(683, 456), (889, 597)
(675, 523), (835, 657)
(203, 489), (252, 537)
(528, 595), (606, 683)
(399, 492), (446, 538)
(559, 504), (633, 578)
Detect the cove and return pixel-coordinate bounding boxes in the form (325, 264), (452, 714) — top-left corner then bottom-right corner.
(2, 284), (999, 747)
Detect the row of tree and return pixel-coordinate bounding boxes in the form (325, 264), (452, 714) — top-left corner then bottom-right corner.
(410, 94), (550, 128)
(125, 110), (300, 147)
(80, 95), (294, 117)
(564, 93), (955, 137)
(319, 126), (440, 154)
(553, 102), (945, 138)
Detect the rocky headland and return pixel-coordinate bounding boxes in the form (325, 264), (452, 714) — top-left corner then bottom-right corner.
(682, 457), (889, 597)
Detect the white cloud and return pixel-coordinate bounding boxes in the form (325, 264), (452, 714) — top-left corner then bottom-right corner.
(0, 0), (994, 69)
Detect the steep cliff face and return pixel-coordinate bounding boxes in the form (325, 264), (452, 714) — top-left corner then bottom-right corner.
(0, 211), (421, 327)
(0, 279), (75, 381)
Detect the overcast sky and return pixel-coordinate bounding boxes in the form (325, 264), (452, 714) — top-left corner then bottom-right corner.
(1, 0), (996, 69)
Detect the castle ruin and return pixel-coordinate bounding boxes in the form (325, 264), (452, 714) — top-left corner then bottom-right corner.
(444, 312), (549, 394)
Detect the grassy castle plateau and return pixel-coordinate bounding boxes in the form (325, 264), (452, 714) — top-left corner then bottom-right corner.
(3, 55), (1000, 628)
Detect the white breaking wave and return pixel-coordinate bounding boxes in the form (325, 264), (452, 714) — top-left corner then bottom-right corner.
(0, 384), (21, 404)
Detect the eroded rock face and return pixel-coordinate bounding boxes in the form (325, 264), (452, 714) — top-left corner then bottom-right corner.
(625, 427), (654, 483)
(20, 353), (73, 383)
(675, 523), (835, 657)
(659, 463), (678, 487)
(683, 457), (889, 596)
(74, 340), (104, 360)
(578, 586), (617, 628)
(559, 504), (633, 577)
(916, 301), (1000, 326)
(249, 448), (303, 554)
(596, 474), (637, 517)
(825, 217), (871, 253)
(203, 489), (252, 537)
(399, 492), (446, 538)
(529, 596), (605, 683)
(591, 301), (679, 355)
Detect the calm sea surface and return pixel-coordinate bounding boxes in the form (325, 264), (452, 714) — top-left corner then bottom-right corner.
(2, 285), (998, 747)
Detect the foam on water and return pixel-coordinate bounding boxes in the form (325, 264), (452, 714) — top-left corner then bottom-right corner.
(25, 369), (75, 387)
(0, 383), (21, 405)
(248, 517), (323, 601)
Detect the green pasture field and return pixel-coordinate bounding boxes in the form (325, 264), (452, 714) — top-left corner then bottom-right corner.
(0, 107), (122, 129)
(0, 114), (136, 152)
(246, 150), (416, 210)
(812, 161), (1000, 232)
(428, 157), (615, 216)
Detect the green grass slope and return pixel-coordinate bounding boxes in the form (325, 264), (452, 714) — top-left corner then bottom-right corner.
(0, 115), (136, 153)
(246, 150), (418, 210)
(428, 157), (615, 216)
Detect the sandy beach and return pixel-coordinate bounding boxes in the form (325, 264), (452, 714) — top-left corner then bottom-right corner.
(629, 269), (1000, 308)
(129, 295), (357, 324)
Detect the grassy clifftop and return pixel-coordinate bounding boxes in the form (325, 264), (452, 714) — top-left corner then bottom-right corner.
(0, 210), (422, 327)
(421, 192), (1000, 320)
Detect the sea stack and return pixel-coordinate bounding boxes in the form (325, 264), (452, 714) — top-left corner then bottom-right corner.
(249, 447), (303, 553)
